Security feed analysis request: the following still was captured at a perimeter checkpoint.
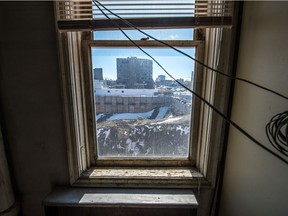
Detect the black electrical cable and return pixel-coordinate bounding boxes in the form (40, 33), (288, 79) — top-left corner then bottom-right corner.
(93, 0), (288, 165)
(93, 0), (288, 101)
(266, 111), (288, 157)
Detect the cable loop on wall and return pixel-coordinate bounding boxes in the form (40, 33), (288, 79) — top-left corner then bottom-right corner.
(266, 111), (288, 157)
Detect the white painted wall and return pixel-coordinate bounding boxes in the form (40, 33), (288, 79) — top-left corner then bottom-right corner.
(219, 2), (288, 216)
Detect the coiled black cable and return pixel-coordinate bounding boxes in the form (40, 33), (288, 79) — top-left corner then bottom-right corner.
(266, 111), (288, 157)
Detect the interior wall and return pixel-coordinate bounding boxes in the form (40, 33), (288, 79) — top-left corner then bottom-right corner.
(4, 1), (287, 216)
(0, 2), (70, 216)
(219, 2), (288, 216)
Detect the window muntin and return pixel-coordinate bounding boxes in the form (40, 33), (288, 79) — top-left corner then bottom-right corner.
(89, 35), (197, 159)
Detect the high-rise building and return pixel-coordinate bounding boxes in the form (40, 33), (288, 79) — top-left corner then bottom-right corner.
(93, 68), (103, 80)
(117, 57), (154, 89)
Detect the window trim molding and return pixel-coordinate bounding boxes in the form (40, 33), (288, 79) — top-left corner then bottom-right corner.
(58, 32), (93, 184)
(58, 17), (233, 31)
(57, 32), (233, 187)
(55, 2), (237, 187)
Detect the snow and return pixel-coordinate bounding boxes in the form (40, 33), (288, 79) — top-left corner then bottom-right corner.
(156, 107), (169, 119)
(145, 147), (152, 155)
(107, 110), (154, 121)
(103, 129), (110, 146)
(116, 143), (125, 150)
(152, 116), (183, 125)
(97, 106), (170, 122)
(96, 112), (190, 157)
(96, 113), (105, 121)
(139, 140), (145, 147)
(97, 128), (103, 137)
(126, 138), (136, 154)
(176, 126), (190, 135)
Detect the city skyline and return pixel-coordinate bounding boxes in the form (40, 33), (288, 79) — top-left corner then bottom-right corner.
(92, 48), (195, 81)
(92, 28), (195, 81)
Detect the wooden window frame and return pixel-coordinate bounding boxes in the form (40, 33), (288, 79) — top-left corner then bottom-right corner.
(56, 5), (236, 188)
(81, 38), (202, 168)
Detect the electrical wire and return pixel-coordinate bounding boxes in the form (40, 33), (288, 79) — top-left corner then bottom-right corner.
(266, 111), (288, 157)
(93, 0), (288, 165)
(93, 0), (288, 101)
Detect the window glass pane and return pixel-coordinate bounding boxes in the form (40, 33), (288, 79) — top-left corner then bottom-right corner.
(94, 28), (193, 40)
(92, 47), (195, 158)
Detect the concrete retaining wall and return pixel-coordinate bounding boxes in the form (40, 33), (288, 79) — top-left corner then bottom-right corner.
(95, 96), (172, 113)
(95, 95), (192, 115)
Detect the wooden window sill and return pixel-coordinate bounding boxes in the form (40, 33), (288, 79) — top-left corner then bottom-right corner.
(74, 167), (209, 188)
(43, 187), (198, 208)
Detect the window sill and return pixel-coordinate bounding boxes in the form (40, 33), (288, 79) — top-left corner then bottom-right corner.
(74, 167), (210, 188)
(43, 187), (198, 209)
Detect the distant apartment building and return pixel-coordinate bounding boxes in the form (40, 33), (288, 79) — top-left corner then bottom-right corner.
(117, 57), (154, 89)
(93, 68), (103, 80)
(155, 75), (166, 87)
(156, 75), (166, 82)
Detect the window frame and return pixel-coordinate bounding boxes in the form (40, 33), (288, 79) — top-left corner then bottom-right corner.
(82, 38), (203, 168)
(56, 3), (237, 188)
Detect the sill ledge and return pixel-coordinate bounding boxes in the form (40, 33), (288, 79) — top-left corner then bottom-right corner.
(43, 187), (198, 208)
(74, 167), (209, 188)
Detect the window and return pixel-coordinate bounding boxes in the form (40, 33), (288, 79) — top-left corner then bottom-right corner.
(56, 0), (235, 187)
(89, 32), (195, 160)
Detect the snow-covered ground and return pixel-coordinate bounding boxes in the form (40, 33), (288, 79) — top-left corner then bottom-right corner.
(107, 110), (154, 121)
(96, 106), (170, 122)
(95, 106), (191, 157)
(96, 113), (106, 121)
(156, 107), (169, 119)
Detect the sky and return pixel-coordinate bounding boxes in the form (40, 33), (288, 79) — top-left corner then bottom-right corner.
(92, 28), (195, 81)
